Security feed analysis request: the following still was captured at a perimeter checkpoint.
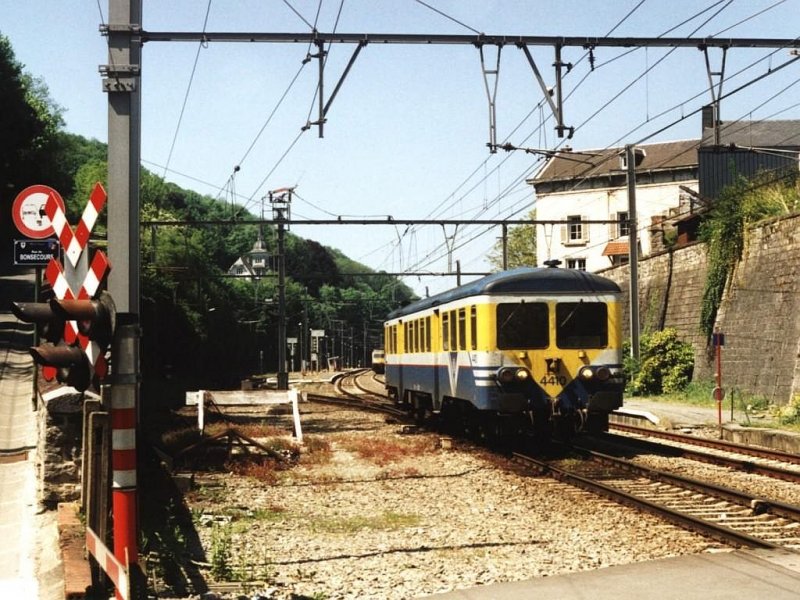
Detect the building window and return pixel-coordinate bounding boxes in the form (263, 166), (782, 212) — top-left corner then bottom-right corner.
(617, 211), (630, 238)
(563, 215), (588, 246)
(610, 254), (629, 267)
(566, 258), (586, 271)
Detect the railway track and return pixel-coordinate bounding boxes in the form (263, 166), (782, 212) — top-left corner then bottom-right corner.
(305, 369), (408, 420)
(302, 378), (800, 550)
(611, 422), (800, 466)
(516, 447), (800, 551)
(600, 426), (800, 484)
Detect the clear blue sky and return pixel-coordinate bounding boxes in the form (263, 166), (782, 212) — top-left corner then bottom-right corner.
(2, 1), (799, 296)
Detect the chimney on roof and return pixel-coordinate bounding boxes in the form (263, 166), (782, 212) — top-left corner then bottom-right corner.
(702, 104), (717, 132)
(619, 147), (646, 170)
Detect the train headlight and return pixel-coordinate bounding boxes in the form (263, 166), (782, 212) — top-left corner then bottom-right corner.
(497, 368), (515, 383)
(595, 367), (611, 381)
(515, 368), (531, 381)
(579, 366), (594, 380)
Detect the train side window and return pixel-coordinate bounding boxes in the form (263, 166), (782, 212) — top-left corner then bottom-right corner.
(442, 312), (450, 350)
(470, 306), (477, 350)
(497, 303), (549, 349)
(449, 310), (457, 352)
(419, 318), (426, 352)
(425, 316), (431, 351)
(458, 308), (466, 351)
(556, 302), (608, 348)
(415, 319), (420, 353)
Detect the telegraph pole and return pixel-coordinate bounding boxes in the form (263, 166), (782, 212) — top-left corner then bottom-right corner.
(501, 223), (508, 270)
(625, 145), (640, 361)
(270, 189), (292, 389)
(104, 1), (142, 595)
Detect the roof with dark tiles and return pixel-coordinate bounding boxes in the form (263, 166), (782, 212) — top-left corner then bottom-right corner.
(531, 139), (699, 184)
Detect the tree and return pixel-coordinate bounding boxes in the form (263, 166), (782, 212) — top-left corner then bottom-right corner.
(487, 211), (537, 271)
(0, 34), (65, 268)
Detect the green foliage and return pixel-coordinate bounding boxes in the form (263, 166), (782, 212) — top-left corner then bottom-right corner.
(210, 525), (234, 581)
(0, 34), (66, 262)
(625, 328), (694, 396)
(776, 394), (800, 426)
(699, 169), (799, 339)
(488, 210), (537, 271)
(0, 32), (412, 393)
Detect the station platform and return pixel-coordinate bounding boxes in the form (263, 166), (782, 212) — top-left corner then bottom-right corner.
(428, 549), (800, 599)
(613, 398), (800, 454)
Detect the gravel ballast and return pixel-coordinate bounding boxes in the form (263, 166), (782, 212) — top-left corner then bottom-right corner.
(170, 400), (724, 600)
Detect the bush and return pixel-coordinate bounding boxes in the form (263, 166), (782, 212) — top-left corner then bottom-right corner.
(776, 394), (800, 425)
(625, 328), (694, 396)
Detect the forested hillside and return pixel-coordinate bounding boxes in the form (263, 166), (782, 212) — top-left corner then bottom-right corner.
(0, 33), (414, 406)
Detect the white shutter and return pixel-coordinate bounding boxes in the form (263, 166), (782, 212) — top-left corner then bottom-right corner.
(608, 212), (617, 240)
(582, 215), (590, 243)
(560, 224), (568, 244)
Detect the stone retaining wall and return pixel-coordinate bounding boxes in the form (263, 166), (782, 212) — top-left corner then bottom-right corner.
(601, 212), (800, 405)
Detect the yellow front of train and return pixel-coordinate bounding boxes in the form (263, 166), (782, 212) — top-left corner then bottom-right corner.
(482, 293), (625, 435)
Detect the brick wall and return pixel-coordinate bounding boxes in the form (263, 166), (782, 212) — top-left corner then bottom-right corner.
(600, 212), (800, 405)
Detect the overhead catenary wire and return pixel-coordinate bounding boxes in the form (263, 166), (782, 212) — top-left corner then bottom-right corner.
(365, 1), (652, 273)
(141, 3), (800, 294)
(162, 0), (213, 179)
(233, 0), (347, 219)
(400, 52), (799, 282)
(412, 0), (481, 35)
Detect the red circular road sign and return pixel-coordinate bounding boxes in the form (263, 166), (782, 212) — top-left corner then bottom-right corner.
(12, 184), (66, 239)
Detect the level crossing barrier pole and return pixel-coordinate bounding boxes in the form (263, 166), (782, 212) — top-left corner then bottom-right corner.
(110, 314), (140, 598)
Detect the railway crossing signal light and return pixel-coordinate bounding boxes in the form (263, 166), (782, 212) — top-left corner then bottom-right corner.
(9, 301), (65, 345)
(9, 291), (116, 392)
(30, 343), (92, 391)
(10, 300), (92, 391)
(50, 291), (116, 350)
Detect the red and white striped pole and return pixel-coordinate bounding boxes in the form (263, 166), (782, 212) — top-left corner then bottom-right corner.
(111, 315), (139, 597)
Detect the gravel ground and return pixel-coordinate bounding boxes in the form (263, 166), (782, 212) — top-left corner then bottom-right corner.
(164, 399), (726, 600)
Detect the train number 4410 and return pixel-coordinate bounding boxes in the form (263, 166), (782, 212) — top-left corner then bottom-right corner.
(539, 375), (567, 386)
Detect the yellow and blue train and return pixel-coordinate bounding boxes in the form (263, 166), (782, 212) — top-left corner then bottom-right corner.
(371, 349), (386, 374)
(384, 266), (625, 438)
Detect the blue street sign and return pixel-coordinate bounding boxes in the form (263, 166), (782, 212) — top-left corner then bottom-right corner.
(13, 239), (60, 266)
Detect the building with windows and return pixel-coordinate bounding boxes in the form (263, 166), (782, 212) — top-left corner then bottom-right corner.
(227, 231), (272, 279)
(527, 140), (699, 272)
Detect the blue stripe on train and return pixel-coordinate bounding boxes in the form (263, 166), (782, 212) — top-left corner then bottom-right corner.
(386, 362), (503, 411)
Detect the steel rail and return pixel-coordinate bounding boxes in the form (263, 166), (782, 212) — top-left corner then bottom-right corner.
(572, 445), (800, 523)
(307, 370), (408, 419)
(610, 422), (800, 466)
(353, 370), (388, 398)
(599, 430), (800, 484)
(513, 451), (780, 550)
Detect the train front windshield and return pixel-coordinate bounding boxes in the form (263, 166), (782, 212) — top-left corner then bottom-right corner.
(497, 303), (549, 349)
(556, 302), (608, 348)
(496, 301), (609, 350)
